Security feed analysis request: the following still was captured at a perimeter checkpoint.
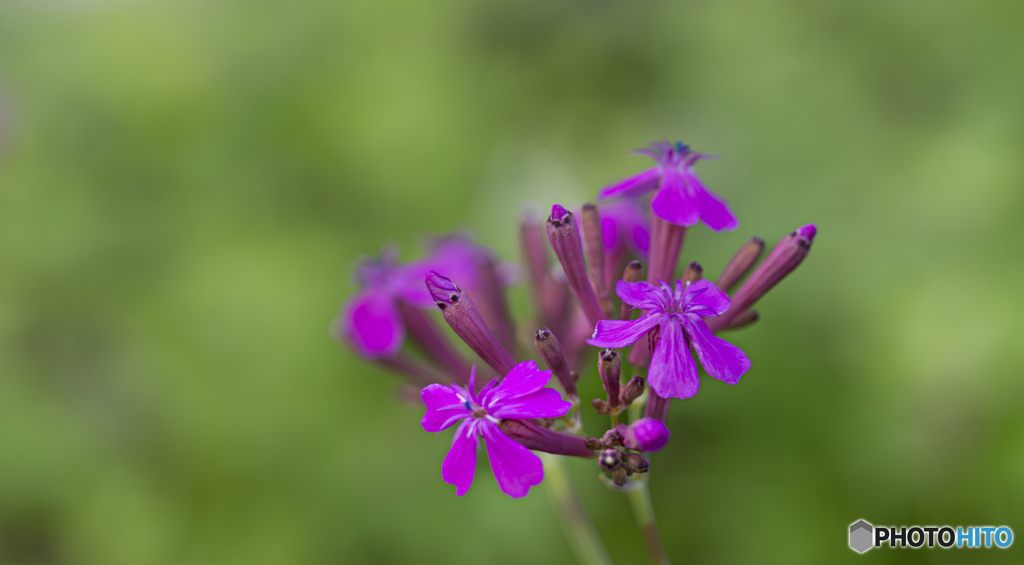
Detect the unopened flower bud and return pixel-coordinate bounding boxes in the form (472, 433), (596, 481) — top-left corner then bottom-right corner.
(620, 261), (644, 319)
(623, 453), (650, 474)
(622, 260), (643, 283)
(723, 309), (759, 331)
(519, 211), (549, 309)
(598, 349), (621, 408)
(584, 437), (602, 450)
(681, 261), (703, 284)
(592, 398), (612, 415)
(612, 467), (628, 486)
(716, 235), (764, 292)
(598, 449), (622, 472)
(547, 204), (607, 325)
(707, 225), (816, 332)
(644, 391), (670, 421)
(625, 418), (671, 452)
(580, 203), (610, 313)
(426, 271), (517, 376)
(601, 427), (624, 448)
(535, 327), (576, 397)
(622, 375), (645, 405)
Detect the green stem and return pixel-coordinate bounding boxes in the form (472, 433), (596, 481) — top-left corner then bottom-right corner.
(542, 453), (613, 565)
(625, 477), (671, 565)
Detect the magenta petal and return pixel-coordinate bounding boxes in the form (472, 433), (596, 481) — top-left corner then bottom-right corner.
(421, 384), (470, 432)
(482, 422), (544, 498)
(587, 315), (660, 348)
(442, 421), (479, 497)
(482, 360), (551, 406)
(630, 223), (650, 256)
(601, 215), (621, 251)
(682, 316), (750, 385)
(648, 316), (700, 399)
(688, 173), (738, 231)
(615, 280), (657, 308)
(341, 290), (404, 359)
(488, 388), (572, 420)
(650, 169), (700, 226)
(683, 279), (731, 317)
(597, 167), (661, 200)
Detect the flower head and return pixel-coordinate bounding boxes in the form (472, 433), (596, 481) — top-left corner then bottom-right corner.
(587, 278), (750, 399)
(598, 141), (738, 231)
(421, 361), (572, 498)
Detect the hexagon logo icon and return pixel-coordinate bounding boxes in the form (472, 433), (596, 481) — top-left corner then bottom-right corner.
(849, 520), (873, 553)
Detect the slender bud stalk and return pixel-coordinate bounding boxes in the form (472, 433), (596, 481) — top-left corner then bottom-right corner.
(717, 235), (764, 292)
(519, 212), (550, 317)
(396, 302), (473, 383)
(499, 419), (596, 458)
(547, 205), (607, 326)
(535, 327), (577, 398)
(708, 224), (816, 332)
(646, 214), (686, 283)
(598, 349), (621, 409)
(474, 255), (517, 354)
(426, 271), (518, 376)
(681, 260), (703, 284)
(580, 204), (612, 317)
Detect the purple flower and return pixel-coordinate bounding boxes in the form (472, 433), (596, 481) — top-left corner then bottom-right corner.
(587, 278), (750, 399)
(598, 141), (738, 231)
(339, 243), (481, 359)
(421, 361), (573, 498)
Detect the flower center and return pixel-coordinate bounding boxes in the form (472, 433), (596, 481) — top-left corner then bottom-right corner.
(464, 400), (487, 419)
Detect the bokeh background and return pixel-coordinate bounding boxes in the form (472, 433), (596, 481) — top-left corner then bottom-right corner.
(1, 0), (1023, 563)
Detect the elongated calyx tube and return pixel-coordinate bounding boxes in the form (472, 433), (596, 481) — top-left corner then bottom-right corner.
(647, 214), (686, 283)
(707, 224), (816, 332)
(499, 419), (596, 458)
(716, 235), (764, 292)
(534, 327), (577, 398)
(426, 271), (518, 376)
(396, 302), (473, 383)
(546, 204), (607, 326)
(580, 203), (611, 316)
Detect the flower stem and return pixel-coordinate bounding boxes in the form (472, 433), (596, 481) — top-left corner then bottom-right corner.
(542, 453), (613, 565)
(625, 476), (671, 565)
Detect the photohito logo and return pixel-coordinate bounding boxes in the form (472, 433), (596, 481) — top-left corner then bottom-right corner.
(848, 519), (1013, 553)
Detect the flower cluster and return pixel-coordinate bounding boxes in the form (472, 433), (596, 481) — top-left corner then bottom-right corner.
(334, 141), (816, 498)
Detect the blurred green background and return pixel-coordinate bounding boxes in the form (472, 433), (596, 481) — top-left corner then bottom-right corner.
(1, 0), (1023, 563)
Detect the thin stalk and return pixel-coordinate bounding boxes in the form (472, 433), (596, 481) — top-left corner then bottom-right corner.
(542, 453), (613, 565)
(625, 477), (671, 565)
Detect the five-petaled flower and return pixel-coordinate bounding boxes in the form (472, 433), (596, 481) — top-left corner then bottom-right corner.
(598, 141), (738, 231)
(421, 361), (572, 498)
(587, 279), (750, 399)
